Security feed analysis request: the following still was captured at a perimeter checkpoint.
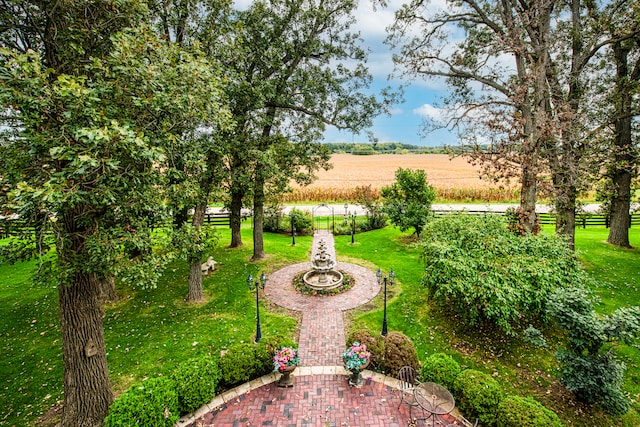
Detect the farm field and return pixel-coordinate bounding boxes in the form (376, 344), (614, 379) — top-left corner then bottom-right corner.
(287, 153), (519, 202)
(310, 153), (493, 189)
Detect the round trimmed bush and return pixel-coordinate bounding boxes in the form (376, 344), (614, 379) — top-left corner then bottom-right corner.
(171, 354), (221, 414)
(347, 329), (385, 370)
(454, 369), (504, 426)
(104, 377), (179, 427)
(218, 343), (259, 389)
(496, 395), (564, 427)
(382, 332), (419, 375)
(420, 353), (461, 390)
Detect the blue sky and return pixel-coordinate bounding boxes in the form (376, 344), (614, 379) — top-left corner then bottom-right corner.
(321, 0), (459, 147)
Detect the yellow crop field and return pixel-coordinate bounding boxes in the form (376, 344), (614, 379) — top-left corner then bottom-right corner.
(285, 154), (519, 203)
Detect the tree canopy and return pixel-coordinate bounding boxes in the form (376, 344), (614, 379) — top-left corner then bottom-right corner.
(387, 0), (640, 248)
(0, 11), (231, 426)
(381, 168), (436, 237)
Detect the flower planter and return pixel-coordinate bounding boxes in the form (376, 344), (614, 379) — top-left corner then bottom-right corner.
(347, 359), (369, 387)
(343, 341), (371, 387)
(277, 365), (296, 388)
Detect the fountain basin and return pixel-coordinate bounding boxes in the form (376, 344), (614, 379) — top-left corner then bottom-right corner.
(303, 269), (344, 290)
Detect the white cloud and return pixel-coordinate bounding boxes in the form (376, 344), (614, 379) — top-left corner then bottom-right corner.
(413, 104), (450, 123)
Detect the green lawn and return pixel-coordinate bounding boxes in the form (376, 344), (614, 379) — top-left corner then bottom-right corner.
(0, 223), (638, 426)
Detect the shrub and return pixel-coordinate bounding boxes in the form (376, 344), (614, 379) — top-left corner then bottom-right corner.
(287, 208), (313, 235)
(420, 353), (461, 390)
(218, 343), (259, 389)
(496, 395), (564, 427)
(555, 348), (630, 416)
(171, 354), (221, 415)
(104, 377), (179, 427)
(454, 369), (504, 426)
(382, 332), (419, 375)
(347, 330), (385, 371)
(263, 204), (285, 233)
(548, 287), (640, 415)
(421, 214), (587, 335)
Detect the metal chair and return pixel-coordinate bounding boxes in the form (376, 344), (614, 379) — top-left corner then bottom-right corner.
(397, 366), (421, 417)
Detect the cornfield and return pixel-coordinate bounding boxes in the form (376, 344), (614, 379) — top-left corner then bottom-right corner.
(285, 154), (519, 203)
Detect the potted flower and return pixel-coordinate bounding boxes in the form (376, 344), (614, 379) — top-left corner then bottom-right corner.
(273, 346), (299, 387)
(342, 342), (370, 386)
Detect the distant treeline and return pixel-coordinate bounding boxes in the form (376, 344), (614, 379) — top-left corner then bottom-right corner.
(323, 142), (451, 154)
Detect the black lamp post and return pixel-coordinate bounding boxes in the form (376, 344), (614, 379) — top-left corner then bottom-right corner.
(377, 268), (395, 336)
(290, 211), (296, 246)
(247, 272), (267, 342)
(350, 213), (356, 244)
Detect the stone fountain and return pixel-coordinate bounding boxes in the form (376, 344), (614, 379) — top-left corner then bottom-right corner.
(303, 239), (344, 290)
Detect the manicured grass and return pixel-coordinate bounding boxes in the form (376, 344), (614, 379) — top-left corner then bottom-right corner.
(1, 222), (639, 426)
(0, 254), (63, 424)
(0, 226), (310, 426)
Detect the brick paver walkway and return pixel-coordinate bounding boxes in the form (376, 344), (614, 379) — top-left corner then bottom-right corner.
(179, 232), (463, 427)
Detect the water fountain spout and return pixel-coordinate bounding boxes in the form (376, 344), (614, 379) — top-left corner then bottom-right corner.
(303, 239), (343, 290)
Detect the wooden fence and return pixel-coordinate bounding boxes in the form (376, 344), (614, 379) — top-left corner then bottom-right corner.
(433, 210), (640, 228)
(0, 212), (231, 239)
(2, 210), (639, 239)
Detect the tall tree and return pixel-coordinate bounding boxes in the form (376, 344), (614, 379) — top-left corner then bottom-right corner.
(388, 0), (640, 248)
(600, 6), (640, 248)
(606, 38), (640, 248)
(0, 9), (229, 425)
(381, 168), (436, 237)
(147, 0), (234, 300)
(387, 0), (556, 233)
(541, 0), (639, 248)
(228, 0), (390, 260)
(0, 4), (145, 424)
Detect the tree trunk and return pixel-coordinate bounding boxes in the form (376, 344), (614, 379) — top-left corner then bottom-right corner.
(251, 110), (277, 261)
(99, 275), (118, 302)
(512, 0), (552, 235)
(187, 203), (206, 302)
(229, 188), (244, 248)
(608, 173), (632, 248)
(59, 272), (113, 426)
(520, 164), (539, 233)
(188, 260), (203, 302)
(57, 210), (113, 426)
(607, 41), (634, 248)
(553, 175), (577, 250)
(252, 177), (265, 260)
